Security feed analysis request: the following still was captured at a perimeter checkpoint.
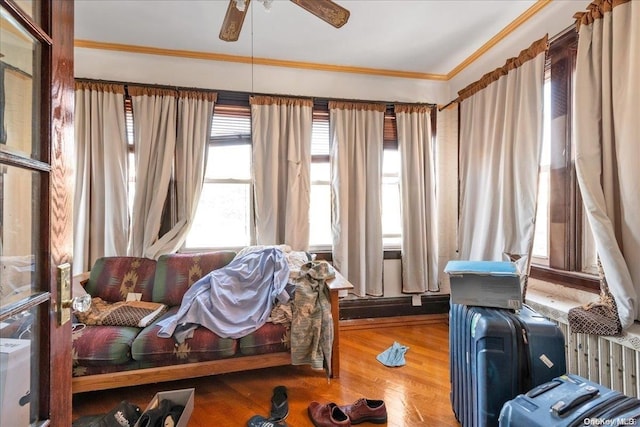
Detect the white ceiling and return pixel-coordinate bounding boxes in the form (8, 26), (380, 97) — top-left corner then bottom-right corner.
(74, 0), (539, 78)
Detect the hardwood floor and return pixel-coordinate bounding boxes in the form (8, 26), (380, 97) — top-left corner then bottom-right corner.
(72, 316), (458, 426)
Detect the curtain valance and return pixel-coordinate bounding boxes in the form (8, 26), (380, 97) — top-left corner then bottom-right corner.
(75, 81), (124, 94)
(250, 95), (312, 107)
(394, 104), (433, 114)
(456, 34), (548, 103)
(328, 101), (386, 112)
(574, 0), (630, 29)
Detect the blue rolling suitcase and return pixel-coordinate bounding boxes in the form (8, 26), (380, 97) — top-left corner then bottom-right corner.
(450, 303), (567, 427)
(499, 374), (640, 426)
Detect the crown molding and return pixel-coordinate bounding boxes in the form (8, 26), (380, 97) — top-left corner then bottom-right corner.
(74, 39), (448, 81)
(446, 0), (552, 80)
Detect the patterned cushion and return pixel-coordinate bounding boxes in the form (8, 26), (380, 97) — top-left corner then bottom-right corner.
(85, 257), (157, 302)
(152, 251), (236, 306)
(131, 308), (237, 363)
(238, 322), (290, 356)
(74, 297), (168, 327)
(72, 325), (140, 366)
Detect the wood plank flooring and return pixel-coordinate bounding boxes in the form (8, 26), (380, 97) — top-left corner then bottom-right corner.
(72, 316), (458, 426)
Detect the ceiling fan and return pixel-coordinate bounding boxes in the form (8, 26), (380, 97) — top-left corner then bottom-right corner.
(219, 0), (350, 42)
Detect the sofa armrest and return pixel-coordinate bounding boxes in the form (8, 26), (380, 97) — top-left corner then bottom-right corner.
(326, 271), (353, 379)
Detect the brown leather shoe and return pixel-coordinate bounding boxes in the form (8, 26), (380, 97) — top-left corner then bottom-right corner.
(308, 401), (351, 427)
(339, 398), (387, 424)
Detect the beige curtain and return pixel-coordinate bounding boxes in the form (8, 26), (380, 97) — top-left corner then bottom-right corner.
(144, 90), (217, 258)
(574, 0), (640, 328)
(458, 36), (548, 266)
(250, 96), (312, 251)
(395, 105), (439, 292)
(329, 101), (385, 296)
(128, 86), (177, 258)
(73, 82), (129, 274)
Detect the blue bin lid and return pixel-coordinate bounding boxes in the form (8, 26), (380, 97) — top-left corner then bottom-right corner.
(444, 260), (519, 276)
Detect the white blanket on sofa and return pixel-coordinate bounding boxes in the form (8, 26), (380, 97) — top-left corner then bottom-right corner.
(157, 247), (290, 341)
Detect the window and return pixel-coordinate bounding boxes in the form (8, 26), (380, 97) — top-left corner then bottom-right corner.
(309, 110), (332, 249)
(382, 111), (401, 248)
(532, 79), (551, 262)
(185, 104), (253, 249)
(382, 148), (401, 248)
(125, 96), (135, 219)
(308, 107), (403, 250)
(124, 94), (406, 252)
(531, 28), (598, 286)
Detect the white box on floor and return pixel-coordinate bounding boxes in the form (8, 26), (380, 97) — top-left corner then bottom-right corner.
(134, 388), (194, 427)
(0, 338), (31, 426)
(444, 260), (522, 309)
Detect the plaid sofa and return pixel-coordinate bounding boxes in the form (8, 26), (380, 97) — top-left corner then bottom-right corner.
(71, 252), (291, 379)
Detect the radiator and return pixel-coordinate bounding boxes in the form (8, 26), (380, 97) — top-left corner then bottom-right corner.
(557, 319), (640, 398)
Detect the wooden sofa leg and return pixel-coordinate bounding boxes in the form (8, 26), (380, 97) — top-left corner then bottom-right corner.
(330, 289), (341, 379)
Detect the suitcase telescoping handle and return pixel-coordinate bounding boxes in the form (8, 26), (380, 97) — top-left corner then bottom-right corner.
(526, 379), (563, 398)
(551, 385), (600, 416)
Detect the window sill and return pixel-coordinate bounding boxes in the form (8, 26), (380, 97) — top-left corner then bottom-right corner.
(530, 265), (599, 294)
(526, 278), (640, 351)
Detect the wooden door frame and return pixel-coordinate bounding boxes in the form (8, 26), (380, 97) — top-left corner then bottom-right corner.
(46, 0), (75, 424)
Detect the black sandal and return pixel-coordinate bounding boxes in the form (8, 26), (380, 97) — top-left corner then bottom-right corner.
(269, 385), (289, 422)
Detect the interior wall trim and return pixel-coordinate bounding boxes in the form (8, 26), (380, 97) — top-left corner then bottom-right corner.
(339, 295), (450, 320)
(74, 39), (448, 81)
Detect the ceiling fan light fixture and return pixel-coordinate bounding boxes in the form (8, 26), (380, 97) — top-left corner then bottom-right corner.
(221, 0), (350, 43)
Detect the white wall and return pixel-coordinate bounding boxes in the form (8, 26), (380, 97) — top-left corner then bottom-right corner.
(74, 48), (450, 104)
(448, 0), (591, 98)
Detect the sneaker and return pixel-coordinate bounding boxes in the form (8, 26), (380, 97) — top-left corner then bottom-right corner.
(247, 414), (287, 427)
(77, 401), (141, 427)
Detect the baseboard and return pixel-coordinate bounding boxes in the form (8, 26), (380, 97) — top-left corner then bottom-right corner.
(339, 313), (449, 331)
(338, 294), (450, 320)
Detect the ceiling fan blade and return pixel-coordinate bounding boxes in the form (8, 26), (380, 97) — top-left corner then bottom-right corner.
(290, 0), (350, 28)
(219, 0), (250, 42)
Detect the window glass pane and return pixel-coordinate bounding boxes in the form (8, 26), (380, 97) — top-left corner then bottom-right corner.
(382, 149), (401, 247)
(0, 165), (39, 308)
(310, 162), (330, 183)
(128, 152), (135, 218)
(11, 1), (39, 24)
(0, 8), (41, 159)
(205, 145), (251, 180)
(581, 205), (598, 275)
(311, 120), (329, 156)
(0, 304), (41, 425)
(533, 169), (549, 258)
(309, 183), (332, 247)
(533, 80), (551, 261)
(382, 182), (401, 235)
(382, 149), (400, 176)
(211, 114), (250, 139)
(186, 183), (251, 248)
